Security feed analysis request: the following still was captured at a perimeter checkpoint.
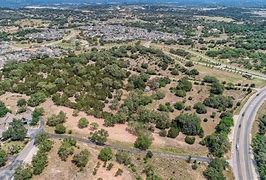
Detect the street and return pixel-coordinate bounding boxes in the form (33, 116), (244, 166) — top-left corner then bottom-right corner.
(232, 87), (266, 180)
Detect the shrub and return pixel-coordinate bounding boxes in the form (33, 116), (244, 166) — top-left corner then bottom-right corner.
(14, 165), (33, 180)
(0, 101), (10, 117)
(47, 111), (66, 127)
(185, 136), (195, 144)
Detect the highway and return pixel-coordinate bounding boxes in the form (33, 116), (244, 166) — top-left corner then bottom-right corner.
(232, 87), (266, 180)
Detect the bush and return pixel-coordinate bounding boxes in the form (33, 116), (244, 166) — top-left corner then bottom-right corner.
(134, 133), (152, 150)
(167, 127), (180, 138)
(203, 76), (219, 84)
(55, 124), (66, 134)
(176, 77), (192, 92)
(58, 138), (76, 161)
(98, 147), (112, 161)
(78, 118), (89, 128)
(175, 90), (186, 97)
(185, 136), (195, 144)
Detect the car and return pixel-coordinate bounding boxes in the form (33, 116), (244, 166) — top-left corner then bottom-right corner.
(239, 124), (241, 128)
(242, 112), (245, 117)
(236, 144), (240, 151)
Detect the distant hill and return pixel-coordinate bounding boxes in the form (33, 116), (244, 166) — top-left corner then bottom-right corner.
(0, 0), (265, 8)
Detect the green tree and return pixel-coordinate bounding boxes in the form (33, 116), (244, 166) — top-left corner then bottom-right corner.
(55, 124), (66, 134)
(17, 99), (27, 107)
(193, 102), (207, 114)
(2, 119), (27, 141)
(90, 129), (109, 145)
(134, 133), (152, 150)
(14, 165), (33, 180)
(0, 149), (7, 167)
(98, 147), (113, 161)
(0, 101), (10, 117)
(78, 118), (89, 128)
(72, 149), (90, 169)
(32, 151), (48, 175)
(115, 150), (131, 165)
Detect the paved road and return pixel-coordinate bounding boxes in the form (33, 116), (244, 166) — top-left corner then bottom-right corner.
(232, 87), (266, 180)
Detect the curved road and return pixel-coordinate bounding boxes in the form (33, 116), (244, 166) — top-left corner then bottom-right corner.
(232, 87), (266, 180)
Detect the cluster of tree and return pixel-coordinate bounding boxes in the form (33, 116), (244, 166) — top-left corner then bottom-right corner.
(172, 77), (192, 97)
(201, 114), (233, 157)
(203, 158), (229, 180)
(170, 49), (191, 59)
(252, 113), (266, 179)
(204, 95), (233, 111)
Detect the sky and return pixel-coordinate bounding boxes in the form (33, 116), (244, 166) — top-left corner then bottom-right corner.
(0, 0), (265, 7)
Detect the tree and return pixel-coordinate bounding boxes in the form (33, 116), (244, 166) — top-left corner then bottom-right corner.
(0, 101), (10, 117)
(90, 129), (109, 145)
(47, 111), (66, 127)
(176, 77), (192, 92)
(115, 150), (131, 165)
(2, 119), (27, 141)
(98, 147), (112, 161)
(174, 114), (203, 136)
(0, 149), (7, 167)
(17, 98), (27, 107)
(14, 165), (33, 180)
(185, 136), (195, 144)
(78, 118), (89, 128)
(193, 102), (207, 114)
(72, 149), (90, 169)
(58, 138), (76, 161)
(174, 102), (184, 110)
(210, 83), (224, 95)
(134, 133), (152, 150)
(55, 124), (66, 134)
(204, 158), (228, 180)
(203, 76), (219, 84)
(167, 127), (180, 138)
(31, 151), (48, 175)
(27, 92), (46, 107)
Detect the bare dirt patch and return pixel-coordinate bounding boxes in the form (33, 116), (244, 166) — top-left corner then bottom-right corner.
(33, 140), (133, 180)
